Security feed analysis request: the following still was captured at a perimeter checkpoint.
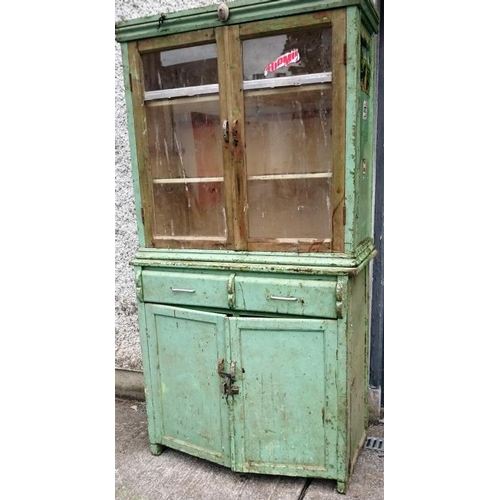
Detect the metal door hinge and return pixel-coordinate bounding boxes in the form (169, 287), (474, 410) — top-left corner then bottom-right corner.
(129, 73), (133, 93)
(222, 120), (229, 143)
(141, 207), (145, 225)
(343, 204), (346, 225)
(343, 43), (347, 65)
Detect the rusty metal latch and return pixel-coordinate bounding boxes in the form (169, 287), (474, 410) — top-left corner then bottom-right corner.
(217, 358), (239, 398)
(222, 120), (229, 143)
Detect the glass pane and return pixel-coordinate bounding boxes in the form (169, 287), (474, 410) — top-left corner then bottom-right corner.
(143, 44), (218, 91)
(247, 177), (332, 239)
(244, 87), (332, 240)
(146, 99), (223, 180)
(242, 29), (331, 81)
(145, 97), (226, 239)
(243, 27), (333, 242)
(245, 87), (332, 177)
(153, 183), (227, 238)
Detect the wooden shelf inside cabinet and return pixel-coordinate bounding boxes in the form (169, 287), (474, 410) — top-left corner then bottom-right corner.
(153, 177), (224, 184)
(247, 172), (331, 181)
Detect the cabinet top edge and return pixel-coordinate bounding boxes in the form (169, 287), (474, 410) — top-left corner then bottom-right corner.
(115, 0), (379, 43)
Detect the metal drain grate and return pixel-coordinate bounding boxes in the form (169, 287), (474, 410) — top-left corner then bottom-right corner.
(365, 437), (384, 452)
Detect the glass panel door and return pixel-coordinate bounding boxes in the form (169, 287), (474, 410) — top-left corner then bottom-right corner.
(242, 29), (333, 244)
(142, 44), (228, 243)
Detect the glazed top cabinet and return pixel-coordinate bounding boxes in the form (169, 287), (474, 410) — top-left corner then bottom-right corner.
(116, 0), (379, 494)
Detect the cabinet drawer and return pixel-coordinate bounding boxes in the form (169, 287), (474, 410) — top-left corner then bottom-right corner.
(142, 270), (231, 309)
(234, 275), (337, 318)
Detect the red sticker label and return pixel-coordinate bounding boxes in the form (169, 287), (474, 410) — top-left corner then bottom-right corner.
(264, 49), (300, 76)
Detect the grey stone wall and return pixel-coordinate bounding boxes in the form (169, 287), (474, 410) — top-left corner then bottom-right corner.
(115, 0), (225, 370)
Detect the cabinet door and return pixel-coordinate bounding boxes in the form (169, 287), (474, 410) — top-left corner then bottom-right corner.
(229, 317), (338, 478)
(127, 12), (347, 254)
(144, 304), (231, 467)
(231, 12), (347, 253)
(130, 30), (233, 249)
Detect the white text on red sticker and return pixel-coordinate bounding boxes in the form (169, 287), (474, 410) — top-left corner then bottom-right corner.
(264, 49), (300, 76)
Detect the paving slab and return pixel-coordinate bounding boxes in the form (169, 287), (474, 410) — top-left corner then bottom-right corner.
(116, 399), (307, 500)
(116, 398), (383, 500)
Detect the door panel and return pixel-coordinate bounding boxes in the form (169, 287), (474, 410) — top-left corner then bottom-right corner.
(230, 317), (338, 477)
(242, 28), (334, 245)
(145, 304), (231, 466)
(140, 39), (230, 247)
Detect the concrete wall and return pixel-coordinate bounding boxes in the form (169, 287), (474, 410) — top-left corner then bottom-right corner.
(115, 0), (227, 370)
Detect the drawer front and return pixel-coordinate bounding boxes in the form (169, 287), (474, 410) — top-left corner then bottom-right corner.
(142, 270), (231, 309)
(234, 275), (337, 318)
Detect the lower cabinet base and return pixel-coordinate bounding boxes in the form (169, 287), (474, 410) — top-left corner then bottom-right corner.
(147, 426), (368, 492)
(137, 265), (371, 495)
(146, 437), (359, 494)
(150, 443), (167, 456)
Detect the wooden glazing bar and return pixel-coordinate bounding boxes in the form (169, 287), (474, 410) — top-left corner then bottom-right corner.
(121, 43), (146, 247)
(247, 240), (331, 253)
(242, 73), (332, 90)
(145, 84), (219, 101)
(137, 28), (216, 53)
(226, 25), (248, 251)
(216, 26), (235, 249)
(154, 236), (227, 242)
(331, 9), (347, 252)
(145, 94), (218, 107)
(128, 41), (154, 247)
(152, 239), (228, 250)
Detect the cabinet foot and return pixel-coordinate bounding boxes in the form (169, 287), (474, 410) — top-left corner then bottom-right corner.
(150, 443), (166, 455)
(336, 480), (347, 494)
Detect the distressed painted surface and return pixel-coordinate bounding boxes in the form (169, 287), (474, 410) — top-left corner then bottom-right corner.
(116, 0), (379, 493)
(145, 304), (231, 467)
(115, 0), (379, 42)
(231, 318), (338, 478)
(138, 292), (372, 487)
(346, 267), (369, 470)
(343, 6), (361, 254)
(142, 268), (234, 309)
(234, 274), (338, 318)
(354, 25), (376, 248)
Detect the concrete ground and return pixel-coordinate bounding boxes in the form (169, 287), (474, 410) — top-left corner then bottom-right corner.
(116, 398), (384, 500)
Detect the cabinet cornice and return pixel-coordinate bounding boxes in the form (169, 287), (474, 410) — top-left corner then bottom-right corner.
(115, 0), (379, 43)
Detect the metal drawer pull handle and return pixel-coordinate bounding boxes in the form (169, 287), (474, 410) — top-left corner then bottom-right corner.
(171, 287), (196, 293)
(270, 295), (298, 302)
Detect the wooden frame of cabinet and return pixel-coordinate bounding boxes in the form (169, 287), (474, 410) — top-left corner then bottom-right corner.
(121, 4), (377, 255)
(116, 0), (379, 494)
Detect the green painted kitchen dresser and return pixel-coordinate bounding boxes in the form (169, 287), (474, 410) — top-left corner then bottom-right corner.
(115, 0), (379, 493)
